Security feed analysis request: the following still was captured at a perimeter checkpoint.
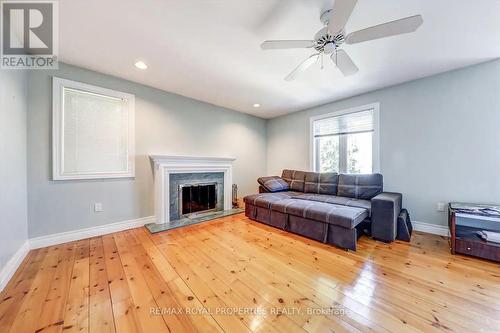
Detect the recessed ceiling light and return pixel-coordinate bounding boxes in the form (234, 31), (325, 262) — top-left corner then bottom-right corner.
(135, 61), (148, 70)
(253, 103), (261, 108)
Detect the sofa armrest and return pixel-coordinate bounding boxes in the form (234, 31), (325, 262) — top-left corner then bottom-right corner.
(371, 192), (402, 242)
(259, 185), (269, 193)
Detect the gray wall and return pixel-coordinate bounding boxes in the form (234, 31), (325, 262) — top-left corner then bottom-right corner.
(27, 63), (267, 238)
(24, 60), (500, 235)
(267, 59), (500, 227)
(0, 71), (29, 268)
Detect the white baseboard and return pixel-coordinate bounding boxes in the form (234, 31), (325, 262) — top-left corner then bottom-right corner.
(29, 216), (156, 249)
(412, 221), (449, 237)
(0, 240), (30, 292)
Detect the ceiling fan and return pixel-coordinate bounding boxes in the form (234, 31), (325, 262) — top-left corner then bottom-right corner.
(260, 0), (423, 81)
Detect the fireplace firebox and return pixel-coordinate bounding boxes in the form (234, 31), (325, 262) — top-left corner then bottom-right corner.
(179, 182), (218, 217)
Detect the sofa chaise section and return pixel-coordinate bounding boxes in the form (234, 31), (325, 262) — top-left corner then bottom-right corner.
(244, 194), (368, 250)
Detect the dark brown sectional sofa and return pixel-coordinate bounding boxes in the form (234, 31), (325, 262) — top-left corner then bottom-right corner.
(244, 169), (402, 251)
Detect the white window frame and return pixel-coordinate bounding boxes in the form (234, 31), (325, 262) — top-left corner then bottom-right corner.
(309, 102), (380, 173)
(52, 77), (135, 180)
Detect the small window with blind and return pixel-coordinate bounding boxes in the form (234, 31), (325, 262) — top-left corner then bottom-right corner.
(310, 104), (379, 174)
(52, 77), (135, 180)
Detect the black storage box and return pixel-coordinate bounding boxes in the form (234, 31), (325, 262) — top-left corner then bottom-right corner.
(396, 209), (412, 242)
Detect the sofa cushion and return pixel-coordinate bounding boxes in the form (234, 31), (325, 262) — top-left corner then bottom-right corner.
(282, 170), (306, 192)
(304, 172), (338, 195)
(257, 176), (290, 192)
(243, 192), (300, 209)
(292, 193), (372, 216)
(337, 174), (383, 200)
(270, 199), (368, 229)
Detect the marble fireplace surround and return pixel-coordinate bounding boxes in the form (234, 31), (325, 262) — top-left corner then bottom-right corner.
(150, 155), (235, 224)
(169, 172), (224, 221)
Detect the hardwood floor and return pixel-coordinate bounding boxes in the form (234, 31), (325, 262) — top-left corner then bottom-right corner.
(1, 214), (499, 333)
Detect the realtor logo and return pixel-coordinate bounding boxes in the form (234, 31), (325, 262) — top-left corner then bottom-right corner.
(1, 0), (58, 69)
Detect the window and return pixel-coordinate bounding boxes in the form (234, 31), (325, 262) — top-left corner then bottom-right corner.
(52, 77), (135, 180)
(310, 103), (379, 174)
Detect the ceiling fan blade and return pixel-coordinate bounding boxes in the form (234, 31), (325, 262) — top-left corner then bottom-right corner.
(261, 40), (315, 50)
(345, 15), (423, 44)
(331, 49), (358, 76)
(285, 53), (320, 81)
(327, 0), (358, 34)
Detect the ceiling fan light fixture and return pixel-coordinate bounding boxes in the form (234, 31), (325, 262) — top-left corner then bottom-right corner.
(323, 43), (336, 54)
(253, 103), (261, 108)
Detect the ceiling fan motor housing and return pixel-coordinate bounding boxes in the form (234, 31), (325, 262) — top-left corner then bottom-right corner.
(314, 26), (345, 54)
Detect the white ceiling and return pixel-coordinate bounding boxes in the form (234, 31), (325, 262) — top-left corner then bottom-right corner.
(59, 0), (500, 118)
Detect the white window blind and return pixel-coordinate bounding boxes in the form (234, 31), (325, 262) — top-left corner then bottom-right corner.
(53, 77), (135, 180)
(63, 88), (129, 174)
(313, 109), (374, 137)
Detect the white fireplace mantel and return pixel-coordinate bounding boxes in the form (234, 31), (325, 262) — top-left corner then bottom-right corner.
(150, 155), (235, 224)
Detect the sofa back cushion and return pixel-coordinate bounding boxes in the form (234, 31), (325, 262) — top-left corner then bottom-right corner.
(304, 172), (338, 195)
(257, 176), (290, 192)
(281, 169), (306, 192)
(337, 174), (383, 200)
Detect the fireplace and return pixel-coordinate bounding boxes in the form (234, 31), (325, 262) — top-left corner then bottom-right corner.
(169, 172), (224, 221)
(179, 182), (218, 217)
(149, 155), (235, 224)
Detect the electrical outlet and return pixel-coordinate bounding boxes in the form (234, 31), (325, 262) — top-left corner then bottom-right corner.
(436, 202), (445, 212)
(94, 203), (103, 212)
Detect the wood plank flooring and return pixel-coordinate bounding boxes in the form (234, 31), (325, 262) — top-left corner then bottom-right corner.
(1, 213), (499, 333)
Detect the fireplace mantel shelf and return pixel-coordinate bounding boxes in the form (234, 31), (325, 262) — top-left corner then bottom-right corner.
(150, 155), (235, 224)
(150, 155), (236, 164)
